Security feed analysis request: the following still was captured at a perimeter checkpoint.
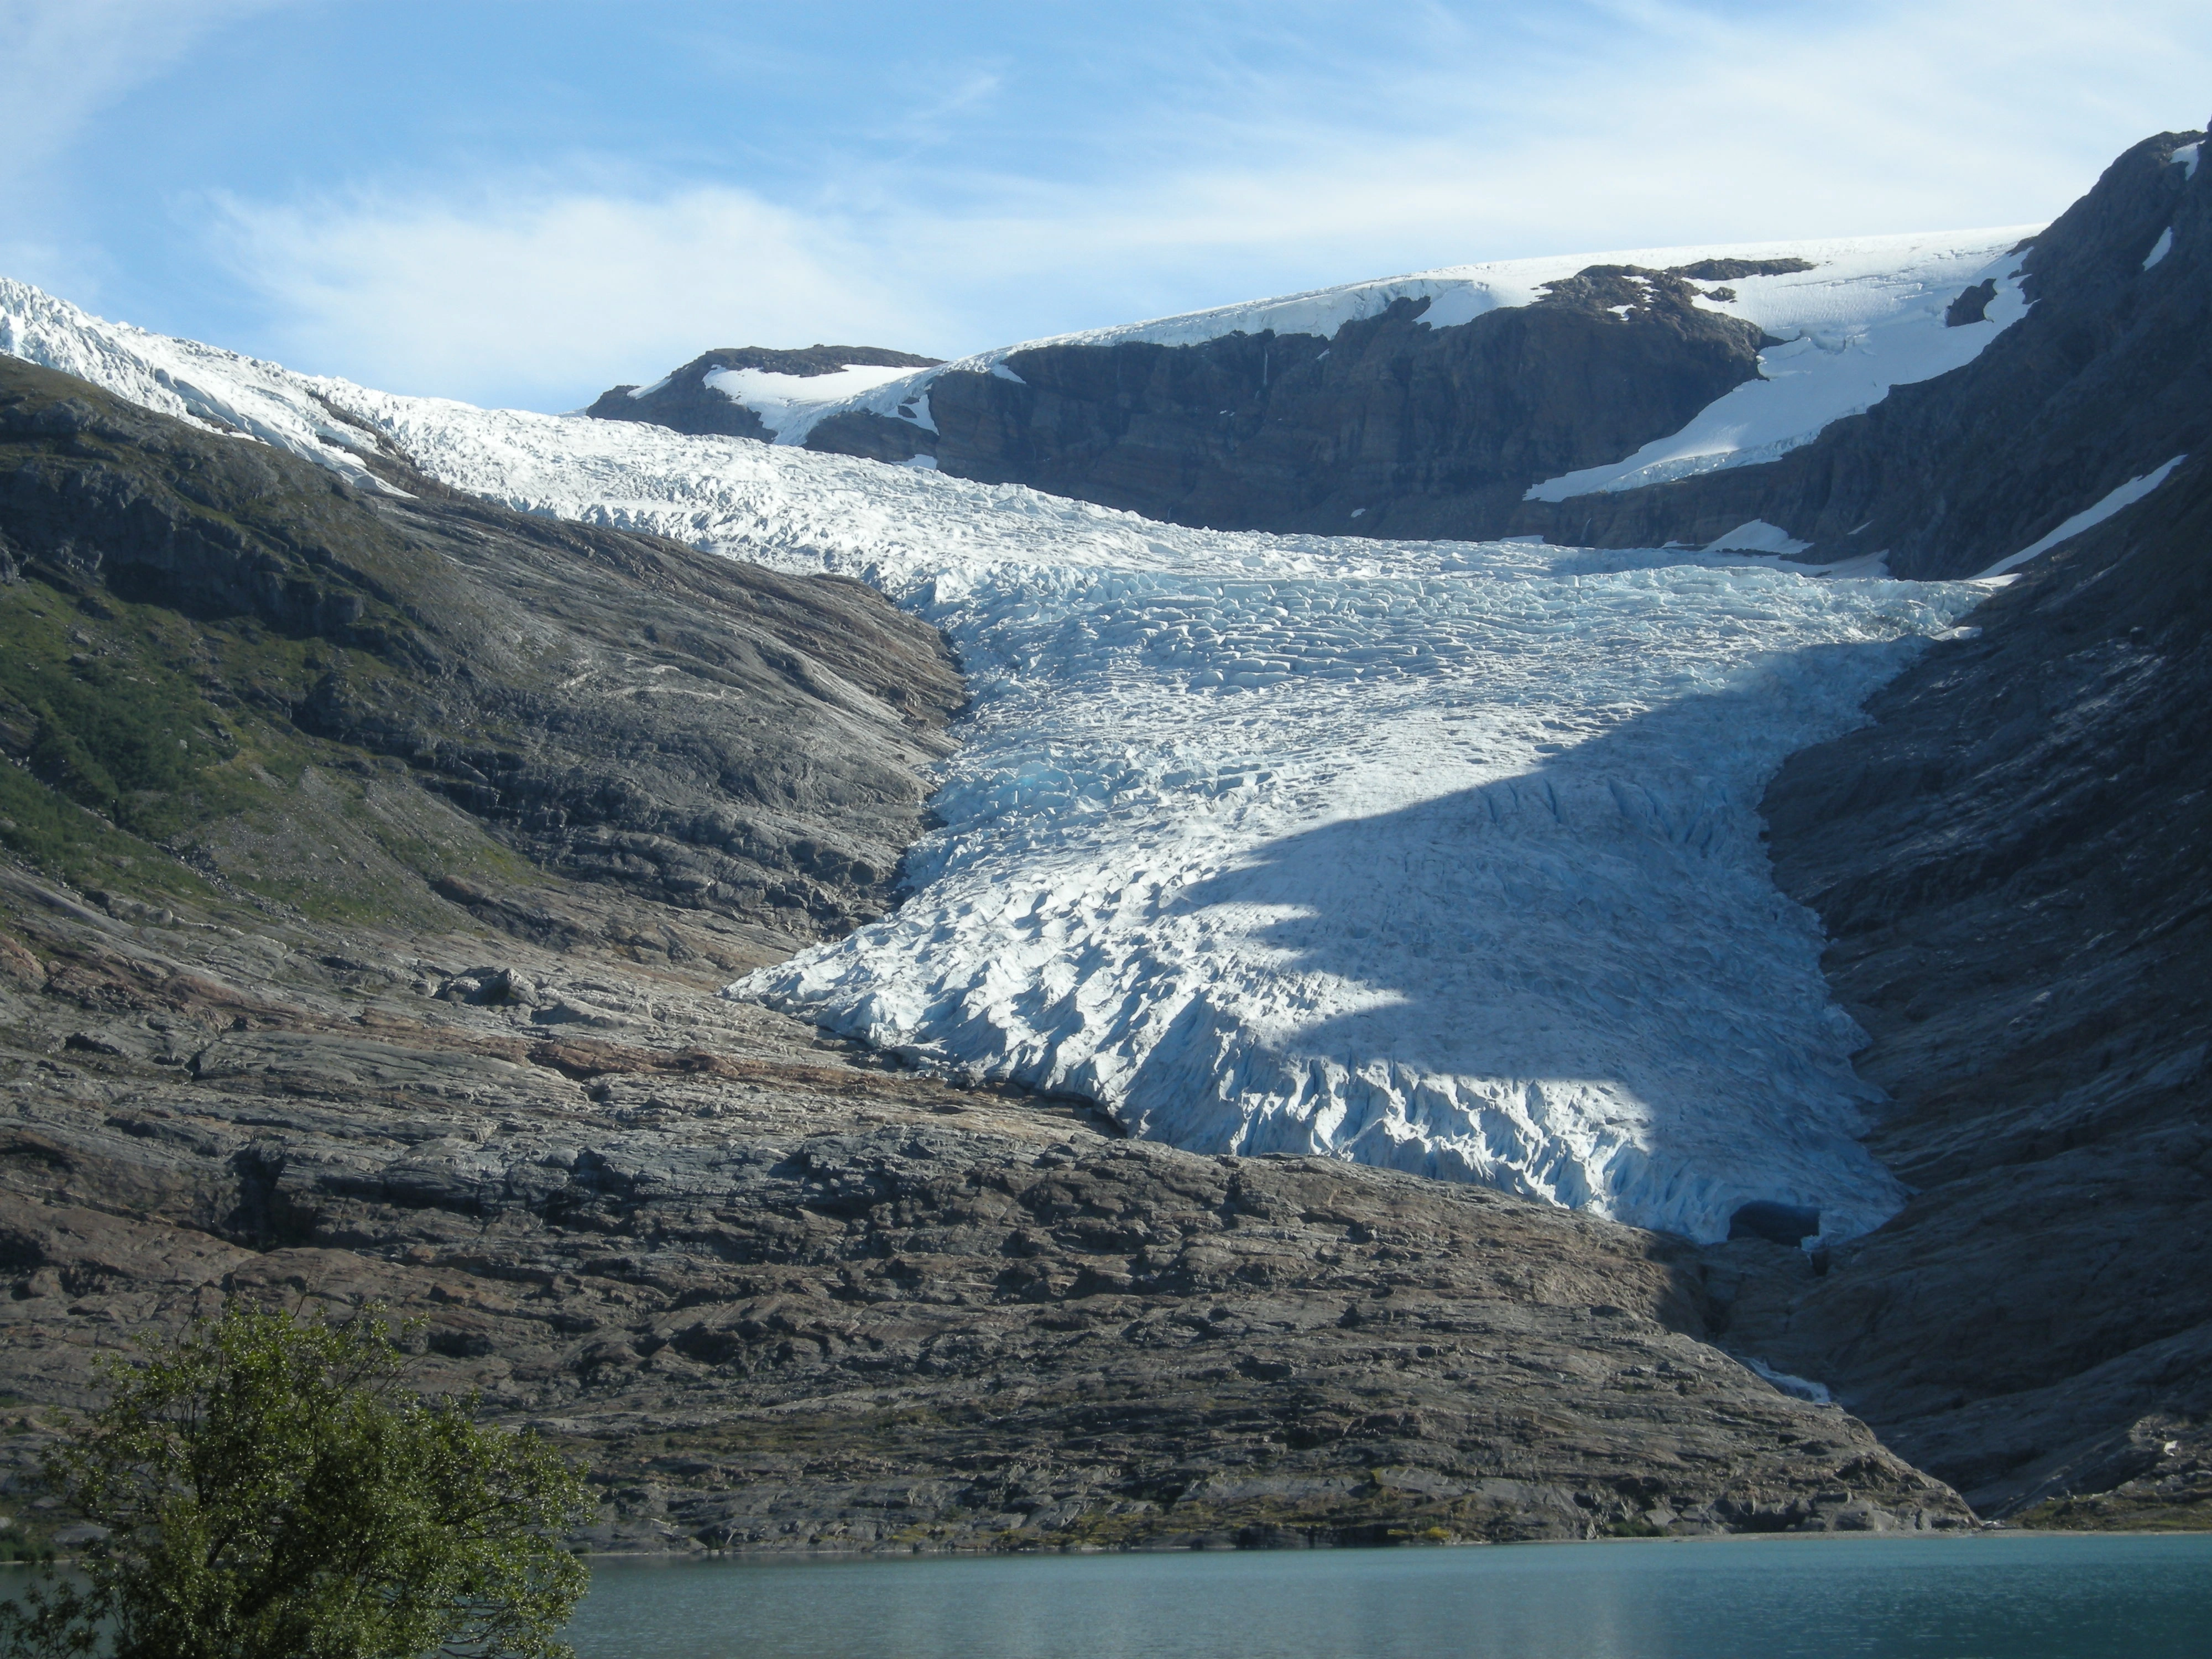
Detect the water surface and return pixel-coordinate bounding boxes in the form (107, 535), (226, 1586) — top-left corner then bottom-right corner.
(568, 1532), (2212, 1659)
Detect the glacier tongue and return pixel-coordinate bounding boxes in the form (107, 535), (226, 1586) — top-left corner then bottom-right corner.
(739, 546), (1978, 1243)
(0, 276), (1986, 1243)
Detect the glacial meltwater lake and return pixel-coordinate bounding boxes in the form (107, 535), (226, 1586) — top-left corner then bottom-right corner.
(567, 1532), (2212, 1659)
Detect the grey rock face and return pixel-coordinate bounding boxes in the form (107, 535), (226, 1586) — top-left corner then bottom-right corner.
(1519, 127), (2212, 575)
(0, 356), (962, 937)
(587, 129), (2208, 586)
(585, 267), (1772, 541)
(586, 346), (943, 440)
(807, 267), (1772, 542)
(0, 862), (1971, 1552)
(1740, 456), (2212, 1519)
(0, 356), (1979, 1552)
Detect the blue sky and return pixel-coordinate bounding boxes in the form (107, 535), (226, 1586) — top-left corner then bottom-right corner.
(4, 0), (2204, 410)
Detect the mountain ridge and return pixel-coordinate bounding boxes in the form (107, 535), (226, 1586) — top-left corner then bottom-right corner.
(2, 122), (2208, 1541)
(581, 127), (2200, 582)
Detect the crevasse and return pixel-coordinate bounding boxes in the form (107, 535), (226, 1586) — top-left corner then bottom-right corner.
(736, 545), (1979, 1243)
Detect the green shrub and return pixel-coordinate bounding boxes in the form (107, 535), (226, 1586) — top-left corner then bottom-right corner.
(0, 1303), (592, 1659)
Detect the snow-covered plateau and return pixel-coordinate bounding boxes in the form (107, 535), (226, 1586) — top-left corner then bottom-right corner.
(672, 227), (2038, 506)
(0, 274), (1992, 1242)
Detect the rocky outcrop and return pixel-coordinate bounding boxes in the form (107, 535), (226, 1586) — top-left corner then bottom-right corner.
(592, 130), (2206, 585)
(801, 266), (1772, 539)
(1518, 127), (2211, 575)
(0, 860), (1971, 1552)
(862, 126), (2205, 572)
(586, 346), (942, 440)
(1735, 455), (2212, 1520)
(0, 356), (961, 939)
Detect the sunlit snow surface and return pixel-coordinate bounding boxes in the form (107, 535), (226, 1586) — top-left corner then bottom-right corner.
(691, 228), (2039, 499)
(700, 362), (923, 444)
(0, 278), (1989, 1241)
(759, 547), (1978, 1243)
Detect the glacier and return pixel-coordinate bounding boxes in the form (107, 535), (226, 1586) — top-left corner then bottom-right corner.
(729, 544), (1976, 1244)
(0, 275), (1988, 1242)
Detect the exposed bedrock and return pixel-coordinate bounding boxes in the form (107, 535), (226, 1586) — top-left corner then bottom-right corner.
(0, 357), (1975, 1550)
(583, 129), (2204, 583)
(0, 864), (1971, 1552)
(804, 265), (1773, 540)
(1519, 127), (2212, 576)
(1739, 455), (2212, 1524)
(0, 356), (961, 939)
(586, 345), (943, 441)
(634, 129), (2211, 582)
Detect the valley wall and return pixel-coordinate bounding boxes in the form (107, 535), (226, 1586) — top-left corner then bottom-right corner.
(782, 128), (2206, 583)
(0, 357), (1970, 1551)
(1735, 456), (2212, 1526)
(5, 119), (2209, 1548)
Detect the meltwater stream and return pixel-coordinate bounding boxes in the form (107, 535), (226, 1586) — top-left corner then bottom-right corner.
(566, 1534), (2212, 1659)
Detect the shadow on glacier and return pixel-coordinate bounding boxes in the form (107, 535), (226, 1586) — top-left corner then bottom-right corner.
(1117, 643), (1908, 1242)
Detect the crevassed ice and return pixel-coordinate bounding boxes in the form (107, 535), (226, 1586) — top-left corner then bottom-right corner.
(738, 544), (1977, 1243)
(0, 275), (1984, 1242)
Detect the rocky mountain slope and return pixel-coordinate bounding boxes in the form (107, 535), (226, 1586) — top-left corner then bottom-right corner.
(0, 356), (959, 943)
(592, 128), (2203, 584)
(586, 346), (942, 442)
(1519, 128), (2210, 576)
(0, 860), (1965, 1553)
(1731, 453), (2212, 1526)
(795, 263), (1777, 536)
(4, 124), (2208, 1548)
(0, 355), (1971, 1551)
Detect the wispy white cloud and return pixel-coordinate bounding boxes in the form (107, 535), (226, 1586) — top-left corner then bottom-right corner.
(210, 180), (954, 409)
(200, 0), (2209, 409)
(0, 0), (286, 295)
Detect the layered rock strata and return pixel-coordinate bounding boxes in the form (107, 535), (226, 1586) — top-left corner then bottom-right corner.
(0, 355), (1973, 1550)
(0, 862), (1970, 1551)
(0, 356), (961, 938)
(1736, 455), (2212, 1524)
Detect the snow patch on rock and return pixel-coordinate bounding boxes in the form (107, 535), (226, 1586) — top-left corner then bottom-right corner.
(1973, 457), (2189, 580)
(0, 277), (390, 491)
(1703, 520), (1813, 556)
(1527, 237), (2037, 500)
(703, 361), (927, 445)
(712, 229), (2039, 476)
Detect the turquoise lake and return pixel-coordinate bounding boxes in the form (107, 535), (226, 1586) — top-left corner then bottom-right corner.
(567, 1532), (2212, 1658)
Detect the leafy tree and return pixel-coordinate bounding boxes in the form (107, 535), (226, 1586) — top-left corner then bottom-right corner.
(0, 1302), (592, 1659)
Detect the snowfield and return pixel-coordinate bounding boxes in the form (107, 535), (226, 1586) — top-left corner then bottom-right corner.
(0, 276), (1992, 1242)
(678, 228), (2039, 506)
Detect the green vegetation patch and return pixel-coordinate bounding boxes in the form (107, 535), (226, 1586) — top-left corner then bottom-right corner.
(0, 573), (526, 924)
(0, 580), (263, 830)
(2013, 1492), (2212, 1532)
